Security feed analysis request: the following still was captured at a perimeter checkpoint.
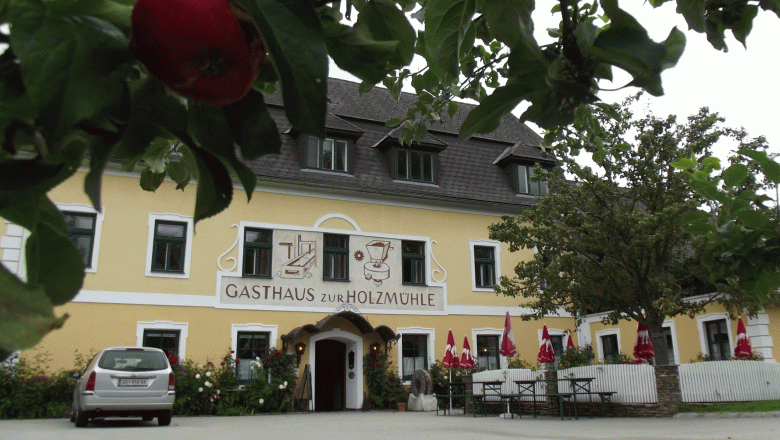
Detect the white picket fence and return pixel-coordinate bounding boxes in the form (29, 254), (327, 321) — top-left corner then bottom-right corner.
(472, 361), (780, 404)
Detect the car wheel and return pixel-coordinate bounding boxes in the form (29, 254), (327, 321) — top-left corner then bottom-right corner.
(75, 409), (89, 428)
(157, 410), (172, 426)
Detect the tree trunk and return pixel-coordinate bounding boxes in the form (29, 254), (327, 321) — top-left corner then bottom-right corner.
(645, 321), (670, 365)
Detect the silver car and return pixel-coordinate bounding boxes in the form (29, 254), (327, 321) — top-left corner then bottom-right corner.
(70, 347), (175, 427)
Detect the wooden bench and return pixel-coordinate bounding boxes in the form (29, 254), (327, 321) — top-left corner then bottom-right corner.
(590, 391), (616, 417)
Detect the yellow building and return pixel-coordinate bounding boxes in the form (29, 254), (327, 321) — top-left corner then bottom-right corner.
(2, 78), (776, 410)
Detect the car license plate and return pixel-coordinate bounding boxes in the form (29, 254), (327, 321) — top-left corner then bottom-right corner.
(118, 378), (148, 387)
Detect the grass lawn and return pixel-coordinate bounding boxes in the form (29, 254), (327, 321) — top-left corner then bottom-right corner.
(679, 401), (780, 413)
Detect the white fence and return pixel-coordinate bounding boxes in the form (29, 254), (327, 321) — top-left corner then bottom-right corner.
(472, 361), (780, 404)
(679, 361), (780, 403)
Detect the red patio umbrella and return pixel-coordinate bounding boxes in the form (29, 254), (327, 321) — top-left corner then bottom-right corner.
(460, 336), (476, 369)
(734, 318), (753, 358)
(566, 334), (575, 349)
(499, 312), (517, 357)
(442, 329), (459, 368)
(633, 322), (655, 364)
(537, 325), (555, 364)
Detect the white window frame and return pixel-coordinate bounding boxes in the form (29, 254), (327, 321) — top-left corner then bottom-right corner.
(58, 203), (104, 274)
(662, 320), (680, 365)
(136, 320), (189, 360)
(472, 328), (505, 369)
(696, 313), (734, 359)
(470, 240), (501, 292)
(595, 328), (621, 363)
(396, 327), (435, 384)
(145, 213), (193, 278)
(230, 323), (279, 360)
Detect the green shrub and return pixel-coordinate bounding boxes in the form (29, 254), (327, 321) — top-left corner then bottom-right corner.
(558, 345), (595, 369)
(363, 351), (405, 409)
(0, 351), (76, 419)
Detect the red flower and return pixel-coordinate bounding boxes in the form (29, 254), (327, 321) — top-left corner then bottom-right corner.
(207, 361), (213, 365)
(388, 360), (393, 365)
(371, 362), (377, 368)
(230, 350), (235, 354)
(166, 350), (172, 356)
(370, 352), (376, 357)
(235, 359), (240, 364)
(221, 362), (225, 366)
(265, 356), (270, 362)
(274, 350), (281, 357)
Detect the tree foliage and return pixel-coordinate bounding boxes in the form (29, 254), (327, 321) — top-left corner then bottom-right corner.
(488, 97), (774, 365)
(0, 0), (777, 355)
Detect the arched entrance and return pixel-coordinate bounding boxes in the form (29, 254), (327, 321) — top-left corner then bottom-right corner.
(314, 339), (346, 411)
(310, 328), (363, 411)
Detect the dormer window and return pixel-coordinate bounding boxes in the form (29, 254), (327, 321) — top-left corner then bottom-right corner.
(396, 148), (436, 184)
(516, 164), (548, 196)
(305, 136), (351, 173)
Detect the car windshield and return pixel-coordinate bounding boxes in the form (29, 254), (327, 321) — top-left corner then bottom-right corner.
(98, 350), (167, 372)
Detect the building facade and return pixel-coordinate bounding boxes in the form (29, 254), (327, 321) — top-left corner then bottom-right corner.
(2, 78), (776, 411)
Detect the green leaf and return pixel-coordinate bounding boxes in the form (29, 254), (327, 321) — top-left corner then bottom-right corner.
(423, 0), (476, 83)
(181, 144), (233, 223)
(222, 89), (282, 161)
(590, 0), (685, 96)
(9, 2), (130, 140)
(139, 168), (166, 191)
(23, 196), (85, 305)
(722, 163), (749, 188)
(735, 209), (770, 229)
(187, 103), (257, 202)
(675, 0), (706, 32)
(234, 0), (327, 137)
(460, 83), (531, 139)
(0, 264), (69, 354)
(115, 78), (188, 160)
(681, 210), (711, 225)
(447, 101), (459, 119)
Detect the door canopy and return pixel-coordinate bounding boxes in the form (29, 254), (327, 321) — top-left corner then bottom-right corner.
(282, 311), (398, 349)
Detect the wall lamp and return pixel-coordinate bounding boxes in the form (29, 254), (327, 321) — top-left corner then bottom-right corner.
(295, 342), (306, 366)
(369, 343), (381, 356)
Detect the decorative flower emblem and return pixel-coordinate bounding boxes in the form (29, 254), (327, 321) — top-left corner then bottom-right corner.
(354, 250), (364, 261)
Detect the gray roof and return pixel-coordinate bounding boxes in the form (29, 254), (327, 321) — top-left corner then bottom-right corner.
(250, 78), (551, 211)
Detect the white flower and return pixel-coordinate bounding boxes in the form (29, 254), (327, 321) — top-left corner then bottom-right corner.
(255, 356), (261, 362)
(195, 373), (201, 379)
(444, 375), (448, 380)
(206, 371), (211, 377)
(283, 381), (288, 388)
(216, 389), (220, 395)
(279, 384), (284, 390)
(205, 381), (212, 387)
(259, 398), (264, 405)
(198, 387), (203, 392)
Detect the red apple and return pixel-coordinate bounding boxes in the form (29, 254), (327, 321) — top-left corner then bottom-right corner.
(131, 0), (265, 106)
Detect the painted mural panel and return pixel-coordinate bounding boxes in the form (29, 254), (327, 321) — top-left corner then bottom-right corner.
(219, 230), (444, 312)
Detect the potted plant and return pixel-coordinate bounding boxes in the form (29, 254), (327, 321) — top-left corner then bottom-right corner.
(396, 390), (408, 411)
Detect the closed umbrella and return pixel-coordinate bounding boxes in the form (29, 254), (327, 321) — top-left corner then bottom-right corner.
(460, 336), (476, 369)
(442, 330), (459, 368)
(734, 318), (753, 358)
(442, 330), (459, 411)
(566, 334), (575, 349)
(499, 312), (517, 357)
(633, 322), (655, 364)
(537, 325), (555, 364)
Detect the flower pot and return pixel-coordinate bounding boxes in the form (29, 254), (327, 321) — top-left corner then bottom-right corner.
(397, 402), (407, 412)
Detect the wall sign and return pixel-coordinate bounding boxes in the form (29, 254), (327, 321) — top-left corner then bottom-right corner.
(218, 230), (445, 312)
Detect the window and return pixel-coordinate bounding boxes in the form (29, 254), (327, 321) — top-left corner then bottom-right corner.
(517, 164), (548, 196)
(323, 234), (349, 281)
(63, 211), (97, 268)
(142, 329), (181, 358)
(396, 149), (435, 183)
(476, 335), (500, 370)
(305, 136), (350, 172)
(663, 327), (676, 365)
(705, 319), (731, 360)
(601, 334), (620, 361)
(146, 214), (193, 278)
(236, 331), (270, 383)
(137, 321), (188, 360)
(151, 220), (187, 273)
(550, 335), (564, 362)
(401, 334), (428, 381)
(243, 228), (272, 278)
(473, 246), (496, 288)
(402, 240), (425, 285)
